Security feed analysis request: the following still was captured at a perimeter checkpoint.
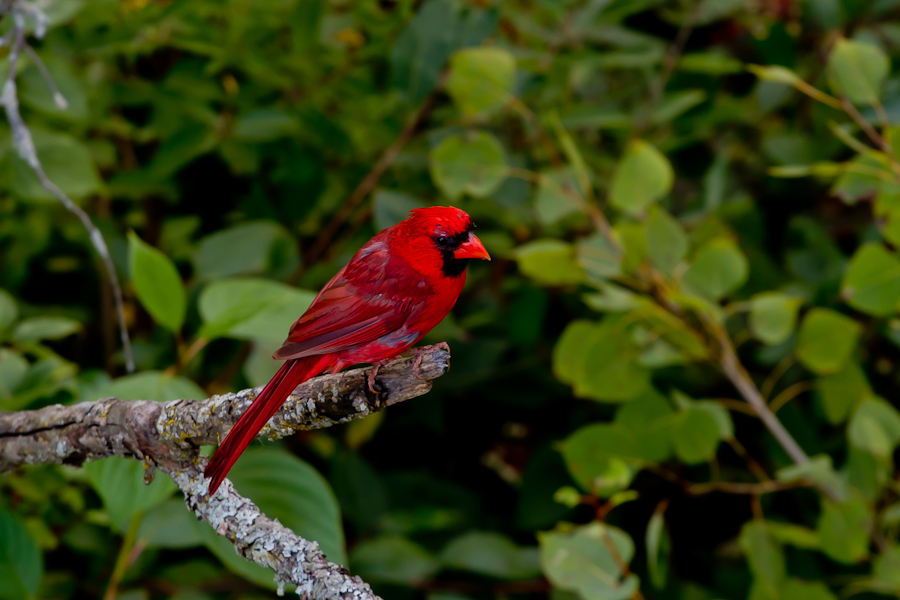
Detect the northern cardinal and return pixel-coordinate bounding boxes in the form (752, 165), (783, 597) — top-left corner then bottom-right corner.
(204, 206), (490, 495)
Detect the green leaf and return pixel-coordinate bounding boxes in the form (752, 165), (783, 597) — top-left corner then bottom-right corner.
(749, 292), (802, 345)
(372, 190), (426, 230)
(429, 131), (507, 200)
(609, 140), (673, 216)
(228, 447), (345, 565)
(650, 90), (707, 125)
(351, 536), (438, 585)
(845, 445), (891, 500)
(446, 47), (516, 116)
(874, 546), (900, 588)
(560, 423), (652, 492)
(740, 521), (785, 600)
(827, 38), (889, 106)
(539, 522), (639, 600)
(391, 0), (496, 103)
(796, 308), (861, 375)
(841, 243), (900, 316)
(777, 455), (848, 500)
(330, 450), (387, 532)
(0, 509), (43, 600)
(614, 389), (675, 463)
(19, 59), (88, 122)
(5, 128), (100, 203)
(831, 155), (884, 204)
(671, 407), (721, 464)
(818, 362), (872, 424)
(534, 168), (585, 225)
(764, 522), (820, 550)
(198, 278), (316, 341)
(574, 319), (651, 402)
(11, 317), (80, 344)
(128, 232), (187, 332)
(847, 397), (900, 458)
(644, 207), (688, 276)
(616, 222), (648, 274)
(138, 499), (204, 549)
(0, 290), (18, 333)
(553, 320), (598, 384)
(576, 234), (622, 282)
(84, 458), (177, 530)
(440, 532), (541, 579)
(682, 239), (748, 300)
(748, 64), (804, 86)
(678, 52), (743, 75)
(817, 497), (871, 564)
(645, 511), (669, 589)
(231, 109), (298, 142)
(83, 371), (205, 403)
(143, 126), (216, 181)
(778, 579), (838, 600)
(192, 221), (299, 282)
(0, 350), (28, 400)
(515, 240), (584, 286)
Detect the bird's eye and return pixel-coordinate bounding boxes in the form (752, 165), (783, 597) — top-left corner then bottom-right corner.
(435, 236), (450, 247)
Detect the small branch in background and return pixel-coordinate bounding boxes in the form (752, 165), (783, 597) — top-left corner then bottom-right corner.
(0, 1), (134, 372)
(717, 331), (810, 466)
(634, 3), (701, 134)
(839, 95), (900, 183)
(103, 514), (142, 600)
(0, 347), (450, 599)
(768, 381), (813, 413)
(686, 478), (812, 496)
(297, 90), (439, 278)
(726, 437), (772, 483)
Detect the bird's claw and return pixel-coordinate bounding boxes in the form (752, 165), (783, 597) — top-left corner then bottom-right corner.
(367, 362), (384, 395)
(410, 343), (448, 380)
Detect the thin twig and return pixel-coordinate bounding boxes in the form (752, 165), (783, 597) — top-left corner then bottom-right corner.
(22, 44), (67, 109)
(839, 95), (900, 183)
(717, 330), (809, 466)
(103, 514), (142, 600)
(687, 478), (812, 495)
(761, 354), (795, 401)
(769, 381), (813, 413)
(634, 3), (701, 134)
(0, 3), (134, 372)
(297, 90), (438, 276)
(726, 437), (772, 483)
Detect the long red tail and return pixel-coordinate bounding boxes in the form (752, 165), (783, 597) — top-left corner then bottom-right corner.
(204, 355), (328, 495)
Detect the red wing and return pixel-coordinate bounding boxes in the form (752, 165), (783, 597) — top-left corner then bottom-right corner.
(272, 274), (410, 361)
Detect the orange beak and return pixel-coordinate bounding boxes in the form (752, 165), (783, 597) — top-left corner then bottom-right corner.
(454, 232), (491, 261)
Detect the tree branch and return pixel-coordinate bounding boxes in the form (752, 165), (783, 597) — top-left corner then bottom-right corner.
(0, 346), (451, 598)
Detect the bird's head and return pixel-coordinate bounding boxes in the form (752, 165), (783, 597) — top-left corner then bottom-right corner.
(397, 206), (490, 278)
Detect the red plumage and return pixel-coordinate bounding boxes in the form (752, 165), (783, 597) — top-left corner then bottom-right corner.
(204, 206), (490, 495)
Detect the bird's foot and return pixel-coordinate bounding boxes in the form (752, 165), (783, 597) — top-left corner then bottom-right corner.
(410, 343), (448, 380)
(367, 361), (386, 395)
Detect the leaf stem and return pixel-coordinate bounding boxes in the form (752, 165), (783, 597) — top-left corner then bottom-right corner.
(103, 514), (143, 600)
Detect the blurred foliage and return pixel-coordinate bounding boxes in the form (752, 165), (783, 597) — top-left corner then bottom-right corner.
(10, 0), (900, 599)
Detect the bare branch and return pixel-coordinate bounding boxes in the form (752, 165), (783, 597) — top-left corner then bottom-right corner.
(0, 347), (449, 598)
(0, 1), (134, 372)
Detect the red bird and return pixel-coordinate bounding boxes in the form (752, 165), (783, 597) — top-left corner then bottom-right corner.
(204, 206), (490, 495)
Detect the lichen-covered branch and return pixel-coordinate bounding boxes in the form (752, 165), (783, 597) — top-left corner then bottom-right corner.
(0, 346), (451, 598)
(0, 0), (134, 372)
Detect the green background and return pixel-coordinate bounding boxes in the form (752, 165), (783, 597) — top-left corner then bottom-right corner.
(4, 0), (900, 599)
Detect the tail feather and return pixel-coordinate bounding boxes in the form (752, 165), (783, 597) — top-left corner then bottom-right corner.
(204, 356), (327, 495)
